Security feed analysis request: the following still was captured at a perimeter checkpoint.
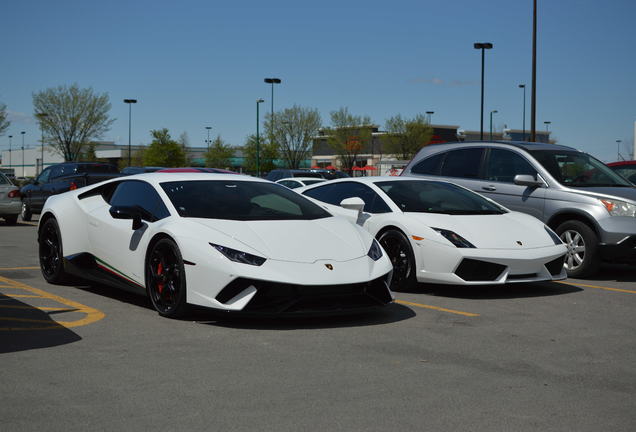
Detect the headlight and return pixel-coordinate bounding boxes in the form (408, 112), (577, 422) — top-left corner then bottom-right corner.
(544, 226), (563, 245)
(210, 243), (266, 266)
(600, 199), (636, 217)
(432, 228), (476, 248)
(367, 239), (383, 261)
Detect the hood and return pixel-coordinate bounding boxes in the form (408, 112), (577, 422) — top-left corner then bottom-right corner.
(189, 216), (368, 263)
(405, 212), (553, 249)
(564, 186), (636, 204)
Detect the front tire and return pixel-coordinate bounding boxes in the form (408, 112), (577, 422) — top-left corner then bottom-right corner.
(555, 220), (600, 278)
(378, 229), (417, 291)
(39, 218), (69, 284)
(146, 238), (188, 318)
(21, 201), (32, 222)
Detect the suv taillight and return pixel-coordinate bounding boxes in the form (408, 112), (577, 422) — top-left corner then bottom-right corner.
(7, 190), (21, 199)
(69, 182), (78, 191)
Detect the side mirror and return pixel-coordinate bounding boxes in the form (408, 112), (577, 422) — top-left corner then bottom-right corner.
(109, 205), (144, 230)
(340, 197), (365, 212)
(513, 174), (544, 187)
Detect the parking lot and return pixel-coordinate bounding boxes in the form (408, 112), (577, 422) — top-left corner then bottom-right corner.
(1, 220), (636, 431)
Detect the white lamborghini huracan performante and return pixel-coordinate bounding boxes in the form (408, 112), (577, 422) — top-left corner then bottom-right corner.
(298, 177), (568, 290)
(37, 173), (393, 318)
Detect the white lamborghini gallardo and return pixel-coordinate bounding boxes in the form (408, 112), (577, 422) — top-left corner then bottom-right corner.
(37, 173), (393, 318)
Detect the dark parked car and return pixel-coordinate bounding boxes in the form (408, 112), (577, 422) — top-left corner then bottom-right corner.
(20, 162), (121, 221)
(266, 168), (349, 182)
(121, 166), (164, 175)
(607, 161), (636, 184)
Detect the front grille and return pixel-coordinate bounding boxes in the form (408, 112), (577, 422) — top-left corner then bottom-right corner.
(507, 273), (537, 280)
(545, 255), (566, 276)
(454, 258), (506, 282)
(216, 275), (392, 314)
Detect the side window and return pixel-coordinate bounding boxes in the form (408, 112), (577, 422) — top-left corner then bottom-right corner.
(411, 152), (445, 175)
(303, 182), (391, 214)
(485, 149), (537, 183)
(280, 180), (300, 189)
(48, 165), (65, 180)
(0, 174), (9, 185)
(37, 167), (52, 184)
(109, 181), (170, 221)
(440, 148), (484, 179)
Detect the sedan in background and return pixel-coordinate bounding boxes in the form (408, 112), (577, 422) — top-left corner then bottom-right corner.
(298, 177), (567, 290)
(38, 173), (393, 318)
(607, 161), (636, 184)
(0, 172), (21, 225)
(276, 177), (326, 189)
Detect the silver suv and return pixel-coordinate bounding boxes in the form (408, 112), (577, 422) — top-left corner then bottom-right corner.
(402, 141), (636, 277)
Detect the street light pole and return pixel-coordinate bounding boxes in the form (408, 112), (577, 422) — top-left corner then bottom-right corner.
(518, 84), (526, 140)
(20, 131), (25, 177)
(8, 135), (12, 170)
(490, 110), (498, 140)
(530, 0), (537, 142)
(426, 111), (434, 124)
(123, 99), (137, 167)
(264, 78), (281, 141)
(616, 139), (622, 161)
(256, 98), (265, 177)
(205, 126), (212, 149)
(474, 42), (493, 140)
(36, 112), (48, 174)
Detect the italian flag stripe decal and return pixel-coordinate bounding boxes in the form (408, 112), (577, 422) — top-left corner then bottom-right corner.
(94, 257), (145, 288)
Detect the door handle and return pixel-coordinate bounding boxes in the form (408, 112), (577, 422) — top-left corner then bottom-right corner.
(482, 185), (497, 191)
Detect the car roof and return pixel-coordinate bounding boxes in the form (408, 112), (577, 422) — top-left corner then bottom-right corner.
(302, 176), (443, 186)
(104, 172), (266, 186)
(276, 177), (326, 182)
(446, 140), (577, 152)
(607, 160), (636, 167)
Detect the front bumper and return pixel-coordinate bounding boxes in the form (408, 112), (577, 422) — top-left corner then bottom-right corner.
(414, 242), (568, 285)
(0, 200), (21, 216)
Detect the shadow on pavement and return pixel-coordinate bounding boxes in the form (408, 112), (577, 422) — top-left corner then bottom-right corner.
(0, 294), (82, 354)
(192, 302), (416, 330)
(397, 281), (583, 300)
(75, 283), (151, 309)
(584, 264), (636, 284)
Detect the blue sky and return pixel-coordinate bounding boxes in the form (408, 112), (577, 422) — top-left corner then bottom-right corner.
(1, 0), (635, 161)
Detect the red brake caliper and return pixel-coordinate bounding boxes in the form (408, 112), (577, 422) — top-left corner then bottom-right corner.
(157, 262), (164, 294)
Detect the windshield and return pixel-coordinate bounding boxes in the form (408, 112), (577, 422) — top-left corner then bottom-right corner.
(160, 180), (332, 221)
(529, 150), (632, 187)
(375, 180), (506, 215)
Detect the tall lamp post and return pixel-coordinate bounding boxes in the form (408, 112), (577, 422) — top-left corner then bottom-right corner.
(36, 112), (48, 174)
(530, 0), (538, 141)
(426, 111), (435, 124)
(264, 78), (281, 139)
(474, 42), (493, 140)
(123, 99), (137, 167)
(489, 110), (498, 140)
(256, 98), (265, 177)
(8, 135), (12, 170)
(518, 84), (526, 140)
(616, 139), (622, 161)
(205, 126), (212, 149)
(20, 131), (25, 177)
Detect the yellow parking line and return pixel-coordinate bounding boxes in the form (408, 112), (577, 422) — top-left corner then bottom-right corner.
(0, 266), (40, 271)
(0, 305), (78, 312)
(4, 294), (44, 298)
(0, 275), (105, 331)
(557, 281), (636, 294)
(395, 299), (480, 317)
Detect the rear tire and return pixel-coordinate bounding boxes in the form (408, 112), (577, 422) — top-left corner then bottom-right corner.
(146, 238), (189, 318)
(21, 201), (32, 222)
(555, 220), (600, 278)
(38, 218), (70, 284)
(378, 229), (417, 291)
(4, 215), (18, 225)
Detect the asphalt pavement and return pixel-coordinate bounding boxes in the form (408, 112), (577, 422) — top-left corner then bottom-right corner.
(1, 219), (635, 431)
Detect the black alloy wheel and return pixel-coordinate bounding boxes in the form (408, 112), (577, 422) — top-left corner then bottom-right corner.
(146, 238), (188, 318)
(39, 218), (68, 284)
(21, 201), (32, 222)
(378, 229), (417, 291)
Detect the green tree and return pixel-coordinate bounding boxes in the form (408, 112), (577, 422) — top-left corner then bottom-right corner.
(0, 103), (9, 136)
(324, 107), (374, 172)
(143, 129), (186, 167)
(264, 105), (321, 169)
(382, 114), (433, 160)
(32, 84), (115, 161)
(242, 134), (279, 175)
(204, 136), (235, 168)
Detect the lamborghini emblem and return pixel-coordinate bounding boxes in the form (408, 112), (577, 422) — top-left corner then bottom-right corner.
(516, 241), (523, 246)
(325, 264), (333, 270)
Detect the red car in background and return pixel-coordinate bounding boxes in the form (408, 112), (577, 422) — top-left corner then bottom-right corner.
(607, 161), (636, 184)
